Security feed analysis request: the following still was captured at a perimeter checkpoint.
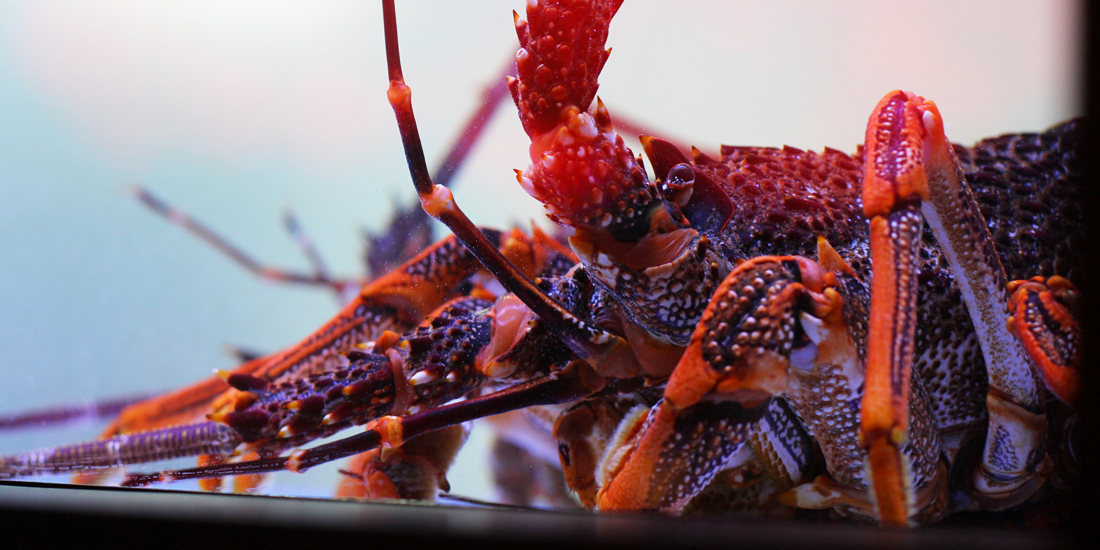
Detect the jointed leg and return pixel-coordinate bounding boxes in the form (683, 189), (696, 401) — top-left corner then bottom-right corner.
(859, 91), (1066, 522)
(595, 257), (835, 511)
(905, 96), (1060, 510)
(859, 91), (933, 526)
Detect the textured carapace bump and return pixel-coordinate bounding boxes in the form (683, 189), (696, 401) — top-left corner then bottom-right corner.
(510, 0), (622, 138)
(956, 120), (1082, 284)
(402, 298), (494, 407)
(699, 145), (866, 260)
(211, 298), (499, 448)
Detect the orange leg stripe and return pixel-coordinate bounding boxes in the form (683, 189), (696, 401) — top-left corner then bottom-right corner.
(196, 454), (225, 492)
(867, 438), (908, 527)
(860, 204), (924, 526)
(861, 209), (922, 440)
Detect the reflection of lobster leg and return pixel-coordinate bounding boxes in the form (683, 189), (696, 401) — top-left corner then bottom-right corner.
(335, 424), (468, 501)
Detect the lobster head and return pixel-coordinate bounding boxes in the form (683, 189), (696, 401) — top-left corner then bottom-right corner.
(508, 0), (734, 378)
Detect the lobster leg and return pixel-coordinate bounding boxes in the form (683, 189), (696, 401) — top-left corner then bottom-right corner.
(689, 398), (816, 516)
(594, 257), (833, 511)
(858, 90), (1068, 522)
(859, 91), (934, 526)
(901, 95), (1062, 510)
(1007, 275), (1081, 404)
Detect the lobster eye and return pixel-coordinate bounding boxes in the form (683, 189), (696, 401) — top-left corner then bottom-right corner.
(667, 163), (695, 186)
(661, 163), (696, 207)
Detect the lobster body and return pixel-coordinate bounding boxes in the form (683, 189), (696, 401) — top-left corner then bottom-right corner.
(0, 0), (1082, 527)
(610, 119), (1081, 519)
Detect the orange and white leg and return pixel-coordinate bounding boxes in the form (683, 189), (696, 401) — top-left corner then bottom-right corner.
(594, 257), (833, 512)
(860, 90), (1061, 521)
(859, 90), (936, 526)
(907, 95), (1070, 510)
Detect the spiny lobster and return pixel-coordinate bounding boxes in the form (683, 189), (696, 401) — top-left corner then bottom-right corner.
(0, 0), (1083, 527)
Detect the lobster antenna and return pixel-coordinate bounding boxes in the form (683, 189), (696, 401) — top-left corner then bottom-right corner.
(0, 422), (240, 479)
(120, 366), (599, 486)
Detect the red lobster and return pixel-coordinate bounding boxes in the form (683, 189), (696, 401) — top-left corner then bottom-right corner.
(0, 0), (1082, 527)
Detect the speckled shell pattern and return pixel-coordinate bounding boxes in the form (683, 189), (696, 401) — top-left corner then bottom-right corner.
(691, 120), (1081, 469)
